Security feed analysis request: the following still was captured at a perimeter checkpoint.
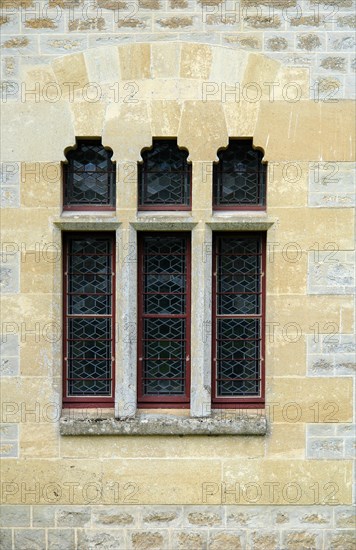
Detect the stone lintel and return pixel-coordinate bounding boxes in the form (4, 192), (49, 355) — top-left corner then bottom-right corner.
(207, 217), (275, 231)
(53, 219), (121, 230)
(131, 220), (197, 230)
(59, 413), (267, 436)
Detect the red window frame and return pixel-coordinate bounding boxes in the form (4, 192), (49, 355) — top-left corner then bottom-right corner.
(137, 232), (191, 408)
(212, 232), (266, 408)
(63, 139), (116, 212)
(62, 232), (115, 408)
(138, 139), (192, 212)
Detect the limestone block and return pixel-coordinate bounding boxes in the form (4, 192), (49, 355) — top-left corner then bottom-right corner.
(0, 505), (29, 526)
(0, 102), (74, 162)
(14, 529), (46, 549)
(21, 161), (61, 208)
(324, 530), (356, 550)
(52, 52), (89, 94)
(151, 42), (180, 78)
(178, 101), (228, 161)
(266, 337), (306, 377)
(84, 45), (120, 84)
(103, 102), (151, 161)
(242, 53), (280, 100)
(266, 424), (305, 459)
(92, 506), (138, 526)
(180, 43), (212, 79)
(267, 377), (353, 422)
(127, 530), (169, 550)
(172, 530), (208, 549)
(223, 459), (353, 504)
(269, 207), (355, 249)
(274, 66), (310, 100)
(308, 161), (355, 207)
(223, 101), (260, 137)
(255, 100), (356, 161)
(48, 529), (75, 550)
(32, 506), (56, 526)
(20, 422), (59, 459)
(119, 43), (151, 79)
(209, 47), (249, 84)
(248, 531), (280, 550)
(0, 529), (12, 549)
(149, 100), (182, 136)
(77, 529), (125, 549)
(308, 251), (355, 294)
(70, 102), (107, 137)
(141, 506), (182, 527)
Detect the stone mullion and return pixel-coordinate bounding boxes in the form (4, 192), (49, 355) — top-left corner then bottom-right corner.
(190, 159), (213, 417)
(115, 223), (137, 419)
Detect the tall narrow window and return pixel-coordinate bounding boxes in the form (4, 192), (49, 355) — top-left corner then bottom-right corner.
(138, 233), (191, 407)
(138, 139), (191, 210)
(213, 139), (266, 210)
(212, 233), (265, 407)
(63, 233), (115, 407)
(63, 139), (116, 210)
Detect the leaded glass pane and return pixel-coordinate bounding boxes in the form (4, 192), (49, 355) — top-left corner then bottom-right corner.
(215, 236), (262, 398)
(213, 140), (266, 207)
(64, 140), (116, 208)
(140, 235), (188, 396)
(139, 140), (191, 207)
(65, 235), (114, 398)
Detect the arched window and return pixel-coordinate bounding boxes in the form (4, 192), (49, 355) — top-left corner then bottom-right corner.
(63, 139), (116, 210)
(138, 139), (191, 210)
(213, 139), (266, 209)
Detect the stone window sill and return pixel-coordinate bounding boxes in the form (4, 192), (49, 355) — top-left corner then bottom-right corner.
(59, 412), (267, 436)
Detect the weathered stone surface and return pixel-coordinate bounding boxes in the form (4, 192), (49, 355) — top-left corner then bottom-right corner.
(325, 531), (356, 549)
(77, 529), (125, 549)
(130, 531), (167, 550)
(0, 505), (30, 527)
(14, 529), (46, 550)
(60, 412), (267, 435)
(209, 531), (244, 549)
(56, 507), (91, 526)
(282, 530), (322, 549)
(172, 530), (207, 549)
(0, 530), (12, 550)
(48, 529), (75, 550)
(92, 507), (136, 526)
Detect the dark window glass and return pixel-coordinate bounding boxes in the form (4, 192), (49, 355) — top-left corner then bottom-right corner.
(212, 234), (265, 406)
(63, 139), (115, 210)
(213, 140), (266, 209)
(138, 233), (191, 406)
(63, 233), (115, 406)
(138, 140), (191, 210)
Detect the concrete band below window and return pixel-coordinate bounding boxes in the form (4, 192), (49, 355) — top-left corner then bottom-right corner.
(59, 413), (267, 436)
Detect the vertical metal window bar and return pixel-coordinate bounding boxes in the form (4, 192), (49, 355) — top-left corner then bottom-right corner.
(138, 233), (191, 407)
(212, 234), (265, 407)
(63, 233), (115, 406)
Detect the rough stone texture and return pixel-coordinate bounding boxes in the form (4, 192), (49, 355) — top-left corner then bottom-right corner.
(48, 529), (75, 550)
(209, 531), (244, 549)
(0, 530), (12, 550)
(266, 37), (288, 50)
(297, 34), (322, 51)
(60, 413), (267, 435)
(130, 531), (167, 550)
(307, 333), (356, 376)
(14, 529), (46, 550)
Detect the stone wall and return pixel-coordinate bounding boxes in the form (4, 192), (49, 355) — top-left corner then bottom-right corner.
(0, 6), (355, 550)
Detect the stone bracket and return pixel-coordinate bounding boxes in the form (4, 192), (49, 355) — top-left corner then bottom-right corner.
(59, 413), (267, 436)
